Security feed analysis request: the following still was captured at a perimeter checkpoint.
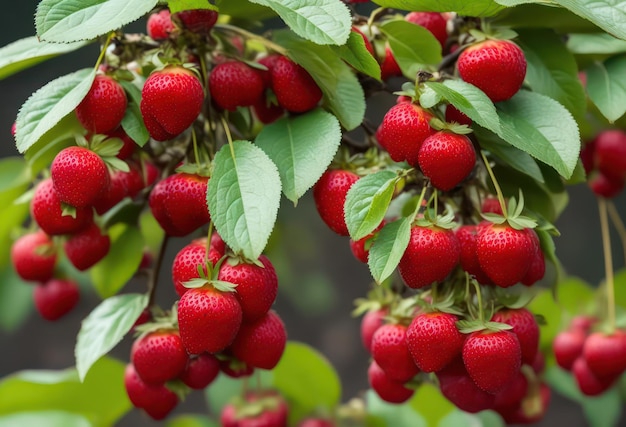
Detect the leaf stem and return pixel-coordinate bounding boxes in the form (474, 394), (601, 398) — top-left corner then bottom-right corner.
(598, 197), (616, 332)
(148, 235), (170, 307)
(607, 200), (626, 266)
(409, 185), (429, 223)
(192, 127), (200, 164)
(93, 32), (115, 71)
(205, 221), (214, 265)
(471, 276), (485, 323)
(480, 150), (508, 217)
(220, 116), (236, 161)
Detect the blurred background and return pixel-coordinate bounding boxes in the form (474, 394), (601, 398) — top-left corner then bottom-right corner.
(0, 1), (625, 426)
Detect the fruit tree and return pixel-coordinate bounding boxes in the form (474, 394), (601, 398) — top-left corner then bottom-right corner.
(1, 0), (626, 426)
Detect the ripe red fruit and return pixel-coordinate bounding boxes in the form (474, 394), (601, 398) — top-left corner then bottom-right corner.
(313, 169), (359, 236)
(371, 323), (420, 382)
(33, 278), (80, 321)
(270, 56), (322, 113)
(592, 129), (626, 181)
(498, 382), (551, 424)
(131, 330), (188, 385)
(455, 224), (492, 284)
(178, 286), (243, 354)
(491, 308), (539, 365)
(63, 223), (110, 271)
(481, 196), (504, 215)
(51, 146), (110, 208)
(380, 45), (402, 80)
(588, 171), (624, 198)
(376, 102), (436, 166)
(11, 230), (56, 282)
(476, 223), (534, 287)
(221, 390), (288, 427)
(252, 98), (285, 124)
(521, 229), (546, 286)
(75, 75), (127, 134)
(149, 173), (211, 236)
(571, 315), (597, 333)
(582, 330), (626, 380)
(405, 12), (447, 48)
(171, 239), (221, 297)
(445, 104), (472, 126)
(462, 330), (521, 394)
(230, 310), (287, 370)
(367, 360), (415, 404)
(406, 312), (464, 373)
(179, 352), (220, 390)
(174, 9), (219, 34)
(209, 61), (265, 111)
(361, 308), (387, 353)
(31, 179), (93, 236)
(398, 225), (460, 289)
(417, 131), (476, 191)
(457, 39), (527, 102)
(572, 356), (615, 396)
(124, 364), (178, 420)
(106, 127), (136, 160)
(217, 255), (278, 322)
(220, 357), (255, 378)
(147, 10), (175, 40)
(140, 66), (204, 141)
(492, 370), (528, 409)
(553, 329), (586, 371)
(436, 358), (496, 413)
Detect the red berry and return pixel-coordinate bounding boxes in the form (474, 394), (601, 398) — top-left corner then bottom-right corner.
(521, 229), (546, 286)
(252, 98), (285, 124)
(361, 308), (387, 353)
(592, 129), (626, 181)
(417, 131), (476, 191)
(313, 169), (359, 236)
(179, 352), (220, 389)
(371, 323), (420, 382)
(445, 104), (472, 126)
(31, 179), (93, 236)
(493, 370), (528, 409)
(455, 224), (492, 285)
(589, 170), (624, 198)
(498, 382), (551, 424)
(553, 329), (586, 371)
(270, 56), (322, 113)
(582, 330), (626, 381)
(367, 360), (414, 404)
(11, 230), (56, 282)
(33, 278), (80, 321)
(63, 223), (110, 271)
(106, 127), (136, 160)
(457, 39), (527, 102)
(75, 75), (127, 134)
(406, 312), (464, 373)
(405, 12), (447, 48)
(174, 9), (218, 34)
(436, 358), (496, 413)
(481, 196), (504, 215)
(221, 390), (288, 427)
(230, 310), (287, 370)
(131, 330), (188, 385)
(380, 45), (402, 81)
(147, 9), (175, 40)
(209, 61), (265, 111)
(572, 356), (615, 396)
(124, 364), (178, 420)
(171, 239), (221, 297)
(491, 308), (539, 365)
(220, 357), (255, 378)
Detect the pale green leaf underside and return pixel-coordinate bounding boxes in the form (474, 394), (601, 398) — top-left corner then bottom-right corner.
(368, 217), (411, 284)
(332, 31), (381, 80)
(0, 411), (91, 427)
(207, 141), (282, 261)
(248, 0), (351, 46)
(255, 109), (341, 203)
(36, 0), (159, 43)
(75, 293), (148, 381)
(553, 0), (626, 41)
(380, 20), (442, 77)
(15, 68), (95, 154)
(371, 0), (504, 16)
(567, 32), (626, 54)
(167, 0), (219, 14)
(585, 55), (626, 123)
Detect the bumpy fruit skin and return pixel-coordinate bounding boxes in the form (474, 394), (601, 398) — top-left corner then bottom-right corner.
(436, 358), (496, 413)
(368, 360), (414, 404)
(521, 229), (546, 286)
(147, 9), (176, 40)
(174, 9), (219, 34)
(380, 45), (402, 81)
(417, 131), (476, 191)
(406, 312), (464, 373)
(457, 39), (527, 102)
(582, 330), (626, 380)
(11, 231), (56, 282)
(51, 146), (110, 208)
(31, 179), (93, 236)
(553, 329), (586, 371)
(376, 103), (436, 166)
(462, 330), (522, 394)
(209, 61), (265, 111)
(218, 255), (278, 322)
(572, 356), (615, 396)
(180, 352), (220, 389)
(455, 224), (492, 284)
(313, 169), (359, 236)
(230, 310), (287, 370)
(270, 56), (322, 113)
(131, 331), (188, 385)
(445, 104), (472, 126)
(404, 12), (448, 48)
(398, 225), (460, 289)
(33, 279), (80, 321)
(63, 223), (110, 271)
(124, 364), (178, 420)
(361, 308), (387, 353)
(371, 323), (420, 382)
(75, 75), (127, 134)
(491, 308), (539, 366)
(171, 240), (221, 297)
(140, 66), (204, 141)
(492, 370), (528, 410)
(178, 286), (243, 354)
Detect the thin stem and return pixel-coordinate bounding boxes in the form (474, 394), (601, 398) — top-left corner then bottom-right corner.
(480, 150), (508, 217)
(607, 200), (626, 266)
(94, 32), (115, 71)
(148, 235), (170, 307)
(205, 221), (214, 265)
(471, 276), (485, 323)
(409, 185), (429, 223)
(192, 127), (200, 164)
(214, 24), (287, 55)
(220, 116), (236, 160)
(598, 198), (616, 332)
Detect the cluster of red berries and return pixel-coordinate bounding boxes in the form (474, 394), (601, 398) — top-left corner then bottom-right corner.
(581, 129), (626, 198)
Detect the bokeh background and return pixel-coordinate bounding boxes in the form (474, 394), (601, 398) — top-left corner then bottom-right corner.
(0, 2), (625, 426)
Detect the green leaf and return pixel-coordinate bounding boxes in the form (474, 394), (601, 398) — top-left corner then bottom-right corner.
(139, 210), (165, 254)
(205, 370), (273, 416)
(425, 80), (501, 134)
(0, 411), (91, 427)
(380, 20), (442, 77)
(273, 31), (366, 131)
(585, 55), (626, 123)
(552, 0), (626, 42)
(545, 365), (583, 401)
(517, 29), (586, 119)
(119, 81), (149, 147)
(167, 0), (218, 13)
(368, 218), (412, 284)
(0, 265), (32, 333)
(411, 383), (455, 427)
(255, 109), (341, 204)
(333, 30), (381, 80)
(90, 224), (144, 298)
(371, 0), (504, 16)
(0, 158), (30, 193)
(582, 387), (623, 427)
(493, 3), (598, 32)
(248, 0), (351, 46)
(555, 276), (595, 316)
(36, 0), (159, 43)
(567, 32), (626, 54)
(272, 342), (341, 425)
(0, 357), (130, 427)
(495, 90), (580, 179)
(614, 268), (626, 309)
(15, 68), (95, 154)
(0, 37), (90, 81)
(528, 289), (562, 351)
(366, 390), (427, 427)
(207, 141), (281, 261)
(215, 0), (276, 20)
(439, 410), (504, 427)
(344, 170), (398, 241)
(76, 293), (148, 382)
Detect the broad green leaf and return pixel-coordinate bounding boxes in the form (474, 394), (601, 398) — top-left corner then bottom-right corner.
(0, 357), (130, 427)
(495, 90), (580, 179)
(380, 20), (442, 77)
(273, 31), (366, 130)
(366, 390), (427, 427)
(0, 158), (30, 193)
(614, 268), (626, 309)
(0, 265), (32, 333)
(582, 387), (623, 427)
(567, 33), (626, 54)
(494, 0), (555, 5)
(0, 411), (91, 427)
(439, 410), (504, 427)
(119, 81), (149, 147)
(344, 170), (398, 240)
(333, 30), (381, 80)
(370, 0), (504, 16)
(36, 0), (159, 43)
(139, 210), (165, 254)
(517, 29), (586, 119)
(248, 0), (351, 45)
(255, 109), (341, 204)
(425, 80), (501, 134)
(555, 276), (595, 315)
(494, 4), (598, 32)
(545, 365), (583, 401)
(15, 68), (95, 154)
(76, 293), (148, 381)
(207, 141), (281, 261)
(0, 37), (90, 80)
(273, 342), (341, 424)
(90, 224), (144, 298)
(552, 0), (626, 41)
(215, 0), (276, 20)
(166, 415), (218, 427)
(368, 217), (412, 284)
(411, 383), (455, 427)
(528, 289), (562, 350)
(167, 0), (218, 13)
(585, 55), (626, 123)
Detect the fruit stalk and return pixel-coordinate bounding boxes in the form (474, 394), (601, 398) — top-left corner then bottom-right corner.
(607, 200), (626, 266)
(598, 197), (616, 332)
(480, 150), (508, 217)
(220, 116), (236, 160)
(93, 32), (115, 71)
(148, 235), (170, 306)
(214, 24), (287, 56)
